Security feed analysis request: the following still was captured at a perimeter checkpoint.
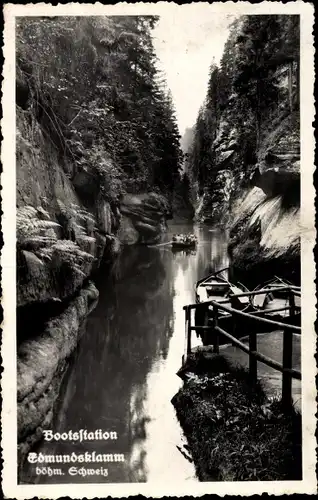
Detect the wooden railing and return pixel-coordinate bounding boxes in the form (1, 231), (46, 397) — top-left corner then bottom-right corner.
(183, 287), (301, 409)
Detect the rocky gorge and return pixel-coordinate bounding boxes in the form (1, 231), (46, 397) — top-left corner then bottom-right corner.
(16, 104), (172, 468)
(172, 15), (304, 483)
(228, 115), (300, 287)
(14, 13), (305, 486)
(15, 15), (185, 476)
(183, 15), (301, 286)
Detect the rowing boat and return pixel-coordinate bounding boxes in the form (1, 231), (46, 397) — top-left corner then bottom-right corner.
(194, 268), (251, 345)
(251, 276), (301, 321)
(172, 233), (197, 249)
(195, 268), (250, 311)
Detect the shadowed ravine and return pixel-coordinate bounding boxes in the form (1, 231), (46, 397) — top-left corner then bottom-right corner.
(20, 223), (300, 484)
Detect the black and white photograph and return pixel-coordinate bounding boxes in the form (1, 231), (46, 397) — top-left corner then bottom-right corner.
(1, 2), (316, 498)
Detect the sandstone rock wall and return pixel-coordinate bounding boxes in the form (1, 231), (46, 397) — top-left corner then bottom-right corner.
(225, 112), (300, 286)
(16, 105), (120, 466)
(16, 103), (171, 469)
(17, 282), (99, 468)
(17, 107), (121, 307)
(118, 192), (172, 245)
(228, 185), (300, 287)
(194, 170), (234, 224)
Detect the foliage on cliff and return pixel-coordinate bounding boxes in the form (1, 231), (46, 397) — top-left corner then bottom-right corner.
(184, 15), (300, 212)
(16, 16), (182, 201)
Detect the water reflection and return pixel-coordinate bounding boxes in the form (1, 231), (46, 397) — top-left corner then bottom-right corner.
(19, 224), (237, 484)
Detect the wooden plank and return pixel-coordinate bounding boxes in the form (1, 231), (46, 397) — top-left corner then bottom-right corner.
(220, 286), (293, 298)
(214, 326), (301, 380)
(203, 308), (211, 346)
(249, 305), (299, 315)
(282, 327), (293, 408)
(184, 302), (209, 311)
(214, 266), (229, 276)
(211, 301), (301, 332)
(190, 326), (212, 331)
(199, 266), (228, 282)
(198, 282), (228, 287)
(232, 318), (237, 347)
(184, 288), (300, 310)
(229, 293), (250, 308)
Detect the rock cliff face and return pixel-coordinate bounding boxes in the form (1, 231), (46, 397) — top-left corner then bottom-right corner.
(17, 107), (120, 307)
(16, 107), (120, 466)
(189, 84), (301, 284)
(228, 174), (300, 289)
(228, 188), (300, 287)
(191, 42), (300, 226)
(118, 192), (172, 244)
(16, 101), (171, 467)
(17, 282), (98, 467)
(227, 111), (300, 286)
(194, 169), (234, 223)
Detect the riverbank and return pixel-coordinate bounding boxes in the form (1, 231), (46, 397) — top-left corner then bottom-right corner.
(172, 352), (302, 481)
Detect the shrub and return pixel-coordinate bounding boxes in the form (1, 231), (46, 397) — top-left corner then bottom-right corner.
(75, 147), (124, 203)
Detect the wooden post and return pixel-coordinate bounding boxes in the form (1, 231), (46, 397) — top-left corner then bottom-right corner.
(249, 331), (257, 384)
(187, 308), (192, 357)
(183, 308), (190, 366)
(230, 296), (236, 346)
(213, 305), (219, 354)
(201, 306), (208, 346)
(282, 328), (293, 409)
(289, 290), (296, 317)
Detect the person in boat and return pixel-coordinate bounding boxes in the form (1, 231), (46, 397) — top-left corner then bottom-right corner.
(172, 233), (197, 246)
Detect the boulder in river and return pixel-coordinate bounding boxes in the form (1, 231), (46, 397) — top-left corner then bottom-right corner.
(118, 192), (172, 245)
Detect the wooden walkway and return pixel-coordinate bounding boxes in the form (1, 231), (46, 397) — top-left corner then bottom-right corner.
(183, 286), (301, 410)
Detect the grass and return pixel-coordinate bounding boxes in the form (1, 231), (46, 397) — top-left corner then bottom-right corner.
(172, 353), (302, 482)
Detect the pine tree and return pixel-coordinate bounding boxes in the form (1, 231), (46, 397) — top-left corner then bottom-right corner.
(184, 14), (300, 203)
(17, 16), (183, 200)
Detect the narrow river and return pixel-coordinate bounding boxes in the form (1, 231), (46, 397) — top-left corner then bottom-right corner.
(21, 222), (301, 484)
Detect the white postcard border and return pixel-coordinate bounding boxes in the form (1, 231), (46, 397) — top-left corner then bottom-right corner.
(1, 2), (316, 498)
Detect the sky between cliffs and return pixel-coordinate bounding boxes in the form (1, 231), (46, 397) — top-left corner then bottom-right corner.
(152, 10), (237, 136)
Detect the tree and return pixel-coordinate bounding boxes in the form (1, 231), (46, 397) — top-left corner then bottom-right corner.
(16, 16), (183, 201)
(185, 14), (300, 206)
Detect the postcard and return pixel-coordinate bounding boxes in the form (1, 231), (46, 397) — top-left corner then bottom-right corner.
(1, 2), (316, 498)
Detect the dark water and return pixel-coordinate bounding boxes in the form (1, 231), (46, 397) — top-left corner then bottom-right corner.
(21, 223), (228, 484)
(20, 222), (301, 484)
